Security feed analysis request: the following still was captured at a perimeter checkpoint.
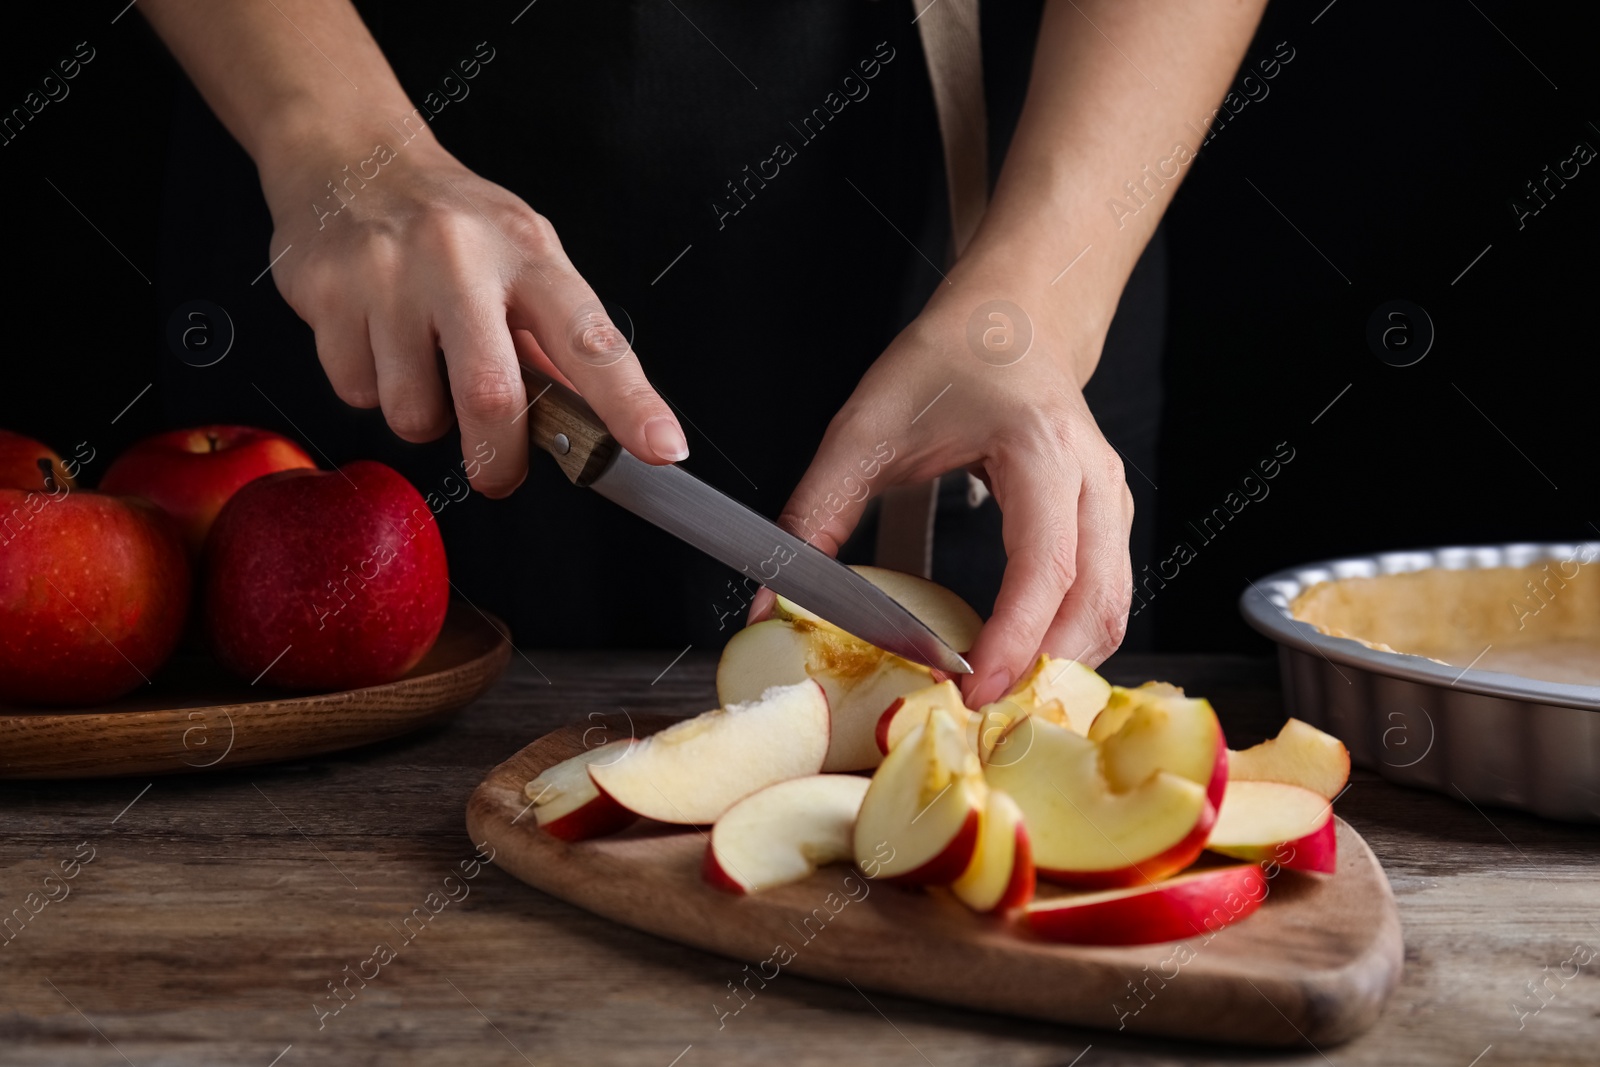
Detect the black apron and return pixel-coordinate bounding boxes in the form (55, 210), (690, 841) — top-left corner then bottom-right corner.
(155, 0), (1163, 650)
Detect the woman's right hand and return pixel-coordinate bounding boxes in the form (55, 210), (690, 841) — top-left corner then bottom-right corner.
(256, 136), (688, 498)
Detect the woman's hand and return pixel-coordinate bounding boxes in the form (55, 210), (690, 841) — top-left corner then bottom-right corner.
(772, 280), (1134, 709)
(257, 138), (689, 498)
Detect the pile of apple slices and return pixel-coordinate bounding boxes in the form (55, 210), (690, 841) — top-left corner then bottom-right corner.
(523, 569), (1351, 947)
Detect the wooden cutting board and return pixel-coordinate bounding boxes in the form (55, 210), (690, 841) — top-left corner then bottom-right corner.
(467, 715), (1405, 1047)
(0, 601), (510, 778)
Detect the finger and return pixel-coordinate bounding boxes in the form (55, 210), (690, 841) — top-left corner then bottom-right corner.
(372, 312), (453, 443)
(1038, 469), (1133, 668)
(510, 328), (576, 391)
(960, 458), (1082, 708)
(775, 417), (893, 557)
(506, 231), (686, 465)
(311, 315), (380, 409)
(436, 297), (529, 499)
(747, 586), (777, 625)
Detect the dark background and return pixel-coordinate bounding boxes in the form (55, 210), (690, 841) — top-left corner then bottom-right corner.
(2, 0), (1595, 654)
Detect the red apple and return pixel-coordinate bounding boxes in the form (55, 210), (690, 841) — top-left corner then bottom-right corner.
(0, 487), (189, 705)
(853, 708), (987, 885)
(1024, 864), (1268, 946)
(102, 425), (316, 555)
(203, 461), (449, 690)
(589, 680), (831, 825)
(982, 714), (1214, 889)
(0, 430), (77, 492)
(704, 774), (869, 893)
(1207, 780), (1338, 874)
(1228, 718), (1351, 800)
(875, 680), (977, 755)
(950, 790), (1035, 914)
(1089, 683), (1229, 814)
(716, 567), (982, 772)
(525, 740), (641, 842)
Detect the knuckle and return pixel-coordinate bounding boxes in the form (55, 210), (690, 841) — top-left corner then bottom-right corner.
(1029, 541), (1076, 596)
(507, 211), (560, 254)
(455, 366), (523, 421)
(416, 208), (483, 263)
(1099, 445), (1127, 484)
(565, 300), (631, 366)
(1100, 596), (1130, 647)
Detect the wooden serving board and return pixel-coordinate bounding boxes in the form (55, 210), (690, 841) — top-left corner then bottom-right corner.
(468, 716), (1404, 1046)
(0, 601), (511, 778)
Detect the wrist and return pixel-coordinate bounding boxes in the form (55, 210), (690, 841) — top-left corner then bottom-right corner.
(253, 98), (452, 219)
(925, 254), (1109, 389)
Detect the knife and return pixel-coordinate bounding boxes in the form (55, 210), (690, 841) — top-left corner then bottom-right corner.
(517, 365), (971, 674)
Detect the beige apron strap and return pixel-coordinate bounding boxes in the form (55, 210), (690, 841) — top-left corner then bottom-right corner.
(875, 0), (989, 577)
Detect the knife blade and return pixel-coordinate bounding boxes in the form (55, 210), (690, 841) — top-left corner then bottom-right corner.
(517, 365), (971, 674)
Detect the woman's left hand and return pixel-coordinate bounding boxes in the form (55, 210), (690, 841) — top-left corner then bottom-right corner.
(766, 279), (1135, 710)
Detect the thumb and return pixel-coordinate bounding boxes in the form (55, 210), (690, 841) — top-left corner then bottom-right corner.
(777, 427), (902, 558)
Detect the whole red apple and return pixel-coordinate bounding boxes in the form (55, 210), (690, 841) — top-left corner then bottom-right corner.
(101, 425), (316, 555)
(0, 488), (190, 706)
(203, 460), (450, 690)
(0, 430), (78, 492)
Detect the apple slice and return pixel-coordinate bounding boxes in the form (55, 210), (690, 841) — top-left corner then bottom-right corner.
(1228, 718), (1350, 800)
(854, 709), (987, 884)
(950, 790), (1035, 914)
(717, 618), (932, 772)
(1089, 684), (1228, 812)
(983, 715), (1212, 888)
(1024, 864), (1268, 946)
(588, 680), (829, 824)
(525, 740), (641, 841)
(973, 696), (1073, 762)
(1004, 654), (1112, 735)
(1207, 780), (1337, 874)
(773, 565), (983, 653)
(703, 774), (871, 894)
(875, 681), (977, 755)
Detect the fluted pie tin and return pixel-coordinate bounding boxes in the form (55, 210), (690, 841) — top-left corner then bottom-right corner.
(1239, 542), (1600, 822)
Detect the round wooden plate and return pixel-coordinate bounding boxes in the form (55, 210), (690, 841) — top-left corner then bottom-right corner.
(0, 600), (511, 779)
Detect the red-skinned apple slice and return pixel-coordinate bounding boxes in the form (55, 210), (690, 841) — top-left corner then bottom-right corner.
(950, 790), (1035, 914)
(1004, 655), (1112, 735)
(1024, 864), (1268, 946)
(1228, 718), (1350, 800)
(983, 715), (1213, 888)
(703, 774), (871, 894)
(717, 618), (932, 772)
(588, 680), (829, 824)
(1207, 780), (1337, 874)
(875, 681), (977, 755)
(525, 740), (640, 841)
(1089, 684), (1229, 812)
(854, 708), (986, 884)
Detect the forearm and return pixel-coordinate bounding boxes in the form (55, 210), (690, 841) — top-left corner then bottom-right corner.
(140, 0), (435, 190)
(951, 0), (1269, 380)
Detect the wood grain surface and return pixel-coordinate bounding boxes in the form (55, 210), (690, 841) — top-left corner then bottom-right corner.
(0, 600), (511, 778)
(2, 652), (1597, 1067)
(467, 718), (1402, 1046)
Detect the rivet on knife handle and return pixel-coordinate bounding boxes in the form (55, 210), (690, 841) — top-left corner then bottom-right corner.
(518, 365), (618, 487)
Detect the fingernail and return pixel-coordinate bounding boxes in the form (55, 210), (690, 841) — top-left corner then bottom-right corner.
(969, 667), (1014, 707)
(644, 417), (689, 462)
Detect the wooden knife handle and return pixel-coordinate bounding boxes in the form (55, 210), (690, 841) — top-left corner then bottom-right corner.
(518, 365), (619, 487)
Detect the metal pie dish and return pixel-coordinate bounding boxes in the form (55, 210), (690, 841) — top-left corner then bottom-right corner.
(1239, 542), (1600, 822)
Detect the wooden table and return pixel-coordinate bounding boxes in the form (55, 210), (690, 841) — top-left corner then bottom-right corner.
(3, 652), (1596, 1066)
